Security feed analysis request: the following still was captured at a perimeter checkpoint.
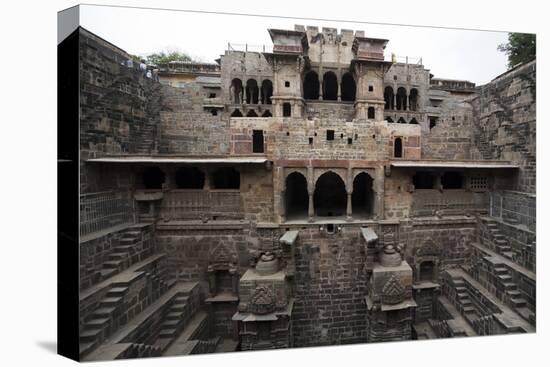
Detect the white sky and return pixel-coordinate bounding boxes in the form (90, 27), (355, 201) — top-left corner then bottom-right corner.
(80, 4), (510, 85)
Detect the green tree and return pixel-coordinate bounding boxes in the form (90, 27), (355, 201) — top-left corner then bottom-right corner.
(146, 50), (193, 65)
(498, 33), (536, 69)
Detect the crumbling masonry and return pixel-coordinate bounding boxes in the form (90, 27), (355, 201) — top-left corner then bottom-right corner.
(76, 25), (536, 360)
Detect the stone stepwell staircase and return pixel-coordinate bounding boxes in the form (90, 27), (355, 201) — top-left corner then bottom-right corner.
(480, 217), (515, 259)
(79, 254), (172, 358)
(450, 277), (479, 324)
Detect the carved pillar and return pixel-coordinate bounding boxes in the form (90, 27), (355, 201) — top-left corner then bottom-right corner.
(393, 93), (397, 110)
(319, 76), (323, 100)
(307, 166), (315, 221)
(346, 192), (352, 221)
(308, 193), (314, 222)
(280, 189), (286, 223)
(337, 72), (342, 101)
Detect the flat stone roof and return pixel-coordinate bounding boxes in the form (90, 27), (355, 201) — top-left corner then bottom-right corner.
(390, 160), (519, 169)
(87, 156), (268, 164)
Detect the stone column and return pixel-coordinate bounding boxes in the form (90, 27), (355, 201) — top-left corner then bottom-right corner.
(308, 193), (314, 222)
(280, 189), (286, 223)
(346, 191), (353, 221)
(393, 94), (397, 110)
(319, 76), (323, 100)
(337, 73), (342, 101)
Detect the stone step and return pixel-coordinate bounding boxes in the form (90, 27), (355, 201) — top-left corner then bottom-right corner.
(457, 292), (469, 300)
(115, 244), (136, 252)
(502, 251), (515, 259)
(503, 282), (517, 290)
(498, 274), (512, 281)
(86, 317), (110, 329)
(158, 328), (177, 338)
(494, 267), (508, 274)
(119, 238), (138, 246)
(80, 328), (102, 342)
(91, 307), (117, 319)
(506, 289), (521, 297)
(462, 306), (476, 314)
(99, 268), (118, 279)
(166, 311), (184, 320)
(174, 296), (189, 304)
(108, 286), (128, 296)
(511, 297), (527, 308)
(455, 286), (466, 292)
(100, 296), (123, 307)
(108, 252), (128, 261)
(103, 260), (123, 269)
(162, 319), (181, 328)
(79, 341), (96, 357)
(171, 303), (188, 312)
(460, 299), (472, 306)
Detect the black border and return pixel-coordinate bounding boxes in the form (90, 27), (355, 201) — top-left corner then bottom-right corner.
(57, 27), (80, 361)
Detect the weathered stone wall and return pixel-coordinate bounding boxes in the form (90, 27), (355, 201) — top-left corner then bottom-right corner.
(159, 85), (230, 155)
(291, 227), (367, 346)
(471, 61), (536, 193)
(79, 29), (163, 192)
(402, 218), (476, 271)
(489, 190), (536, 231)
(79, 225), (155, 290)
(422, 92), (478, 160)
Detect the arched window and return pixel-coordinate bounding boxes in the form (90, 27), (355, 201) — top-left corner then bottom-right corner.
(394, 137), (403, 158)
(285, 172), (308, 219)
(352, 172), (374, 218)
(397, 117), (406, 124)
(341, 72), (356, 101)
(410, 118), (418, 124)
(246, 110), (258, 117)
(261, 80), (273, 104)
(211, 167), (240, 189)
(261, 110), (272, 117)
(142, 167), (165, 189)
(230, 78), (243, 104)
(231, 109), (243, 117)
(409, 88), (419, 111)
(314, 172), (346, 217)
(246, 79), (259, 104)
(322, 71), (338, 101)
(175, 167), (205, 189)
(384, 86), (395, 110)
(367, 107), (375, 119)
(303, 71), (320, 100)
(396, 87), (407, 110)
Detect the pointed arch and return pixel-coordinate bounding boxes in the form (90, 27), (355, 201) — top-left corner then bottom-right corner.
(341, 72), (356, 101)
(303, 71), (320, 100)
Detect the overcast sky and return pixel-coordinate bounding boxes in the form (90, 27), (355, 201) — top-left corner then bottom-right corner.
(80, 4), (510, 85)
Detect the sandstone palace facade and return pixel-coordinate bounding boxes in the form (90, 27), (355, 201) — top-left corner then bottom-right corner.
(74, 25), (536, 360)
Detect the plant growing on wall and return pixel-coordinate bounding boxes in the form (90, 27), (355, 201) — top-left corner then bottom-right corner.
(498, 32), (536, 69)
(145, 49), (193, 65)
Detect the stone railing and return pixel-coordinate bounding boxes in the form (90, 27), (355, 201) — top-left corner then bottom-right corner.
(79, 191), (134, 237)
(160, 190), (243, 220)
(489, 190), (536, 231)
(411, 190), (488, 217)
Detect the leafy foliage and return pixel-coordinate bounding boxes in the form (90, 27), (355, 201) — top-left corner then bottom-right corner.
(146, 50), (193, 65)
(498, 33), (536, 69)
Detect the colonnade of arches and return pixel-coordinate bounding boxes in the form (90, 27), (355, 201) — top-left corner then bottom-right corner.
(230, 78), (273, 105)
(384, 86), (419, 111)
(303, 70), (356, 102)
(284, 170), (374, 220)
(141, 166), (240, 190)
